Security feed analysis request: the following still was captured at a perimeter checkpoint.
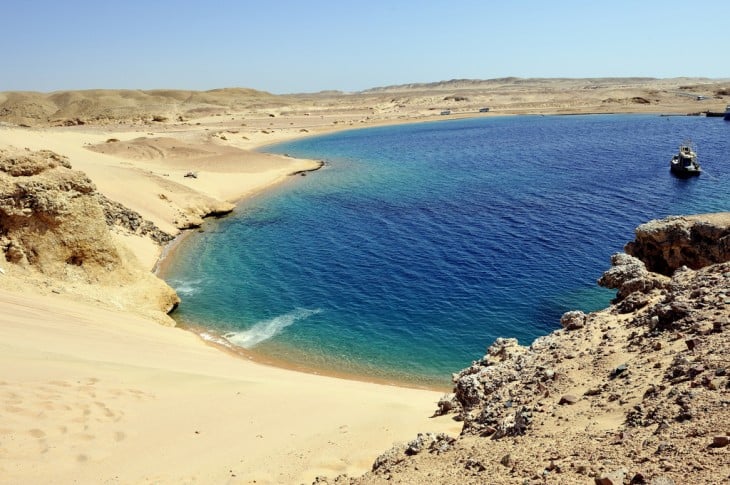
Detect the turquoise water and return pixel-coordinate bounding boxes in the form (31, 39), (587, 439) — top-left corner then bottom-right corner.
(161, 114), (730, 388)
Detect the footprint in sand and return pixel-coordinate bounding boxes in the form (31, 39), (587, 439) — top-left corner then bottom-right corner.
(94, 401), (116, 418)
(28, 428), (46, 439)
(4, 405), (24, 414)
(73, 432), (96, 442)
(48, 380), (72, 388)
(114, 431), (126, 442)
(1, 391), (23, 405)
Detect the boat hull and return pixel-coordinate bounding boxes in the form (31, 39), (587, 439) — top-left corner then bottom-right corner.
(671, 164), (701, 177)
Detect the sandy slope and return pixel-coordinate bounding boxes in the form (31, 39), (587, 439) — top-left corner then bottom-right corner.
(0, 288), (459, 484)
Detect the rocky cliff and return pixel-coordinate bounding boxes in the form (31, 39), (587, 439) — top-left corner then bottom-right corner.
(0, 147), (179, 318)
(625, 214), (730, 275)
(319, 215), (730, 484)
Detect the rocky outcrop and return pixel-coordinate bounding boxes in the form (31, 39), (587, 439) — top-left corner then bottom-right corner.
(0, 147), (179, 315)
(598, 252), (671, 310)
(625, 214), (730, 275)
(0, 149), (121, 274)
(330, 214), (730, 484)
(98, 194), (173, 244)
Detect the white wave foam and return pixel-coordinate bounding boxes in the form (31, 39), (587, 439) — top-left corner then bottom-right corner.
(170, 278), (204, 296)
(199, 332), (230, 346)
(224, 308), (322, 348)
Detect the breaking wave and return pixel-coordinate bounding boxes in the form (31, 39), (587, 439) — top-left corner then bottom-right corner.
(169, 278), (205, 297)
(224, 308), (323, 348)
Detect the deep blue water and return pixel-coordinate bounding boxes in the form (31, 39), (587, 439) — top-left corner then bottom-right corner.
(161, 115), (730, 388)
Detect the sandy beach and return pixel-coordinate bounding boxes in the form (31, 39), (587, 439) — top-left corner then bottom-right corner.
(0, 287), (459, 484)
(0, 116), (462, 484)
(1, 78), (729, 483)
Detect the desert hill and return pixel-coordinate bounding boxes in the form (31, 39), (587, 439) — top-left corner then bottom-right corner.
(0, 87), (282, 126)
(2, 77), (730, 128)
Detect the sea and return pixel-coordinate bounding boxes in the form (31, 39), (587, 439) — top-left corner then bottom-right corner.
(160, 114), (730, 389)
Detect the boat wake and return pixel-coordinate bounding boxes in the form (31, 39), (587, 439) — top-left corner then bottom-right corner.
(223, 308), (322, 348)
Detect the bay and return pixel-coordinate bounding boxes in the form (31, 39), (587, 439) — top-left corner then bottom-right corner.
(161, 114), (730, 388)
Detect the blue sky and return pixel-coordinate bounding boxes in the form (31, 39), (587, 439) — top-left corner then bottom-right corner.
(2, 0), (728, 93)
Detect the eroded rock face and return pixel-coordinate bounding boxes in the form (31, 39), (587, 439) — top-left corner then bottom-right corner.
(451, 337), (541, 437)
(98, 194), (173, 245)
(0, 148), (121, 274)
(625, 214), (730, 275)
(598, 252), (670, 304)
(0, 148), (179, 315)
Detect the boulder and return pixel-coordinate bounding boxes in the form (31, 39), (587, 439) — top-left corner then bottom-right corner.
(598, 252), (669, 301)
(560, 310), (586, 330)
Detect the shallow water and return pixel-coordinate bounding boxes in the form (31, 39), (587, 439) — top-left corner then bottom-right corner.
(162, 114), (730, 387)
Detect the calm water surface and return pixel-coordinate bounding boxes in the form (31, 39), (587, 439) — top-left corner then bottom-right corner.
(161, 114), (730, 388)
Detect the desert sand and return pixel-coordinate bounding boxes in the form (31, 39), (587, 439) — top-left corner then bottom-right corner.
(0, 287), (459, 484)
(1, 78), (729, 484)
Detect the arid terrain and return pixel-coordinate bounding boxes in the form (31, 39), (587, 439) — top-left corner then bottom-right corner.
(1, 78), (729, 484)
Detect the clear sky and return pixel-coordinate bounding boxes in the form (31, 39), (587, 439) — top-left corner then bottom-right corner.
(2, 0), (728, 94)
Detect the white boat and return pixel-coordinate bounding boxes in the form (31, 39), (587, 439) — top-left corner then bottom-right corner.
(670, 142), (701, 177)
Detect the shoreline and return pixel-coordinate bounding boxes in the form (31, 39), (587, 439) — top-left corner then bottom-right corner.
(3, 79), (729, 482)
(179, 320), (453, 393)
(153, 153), (453, 392)
(154, 108), (722, 391)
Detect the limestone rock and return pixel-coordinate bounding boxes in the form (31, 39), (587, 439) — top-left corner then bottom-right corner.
(598, 252), (669, 302)
(595, 468), (627, 485)
(625, 214), (730, 275)
(0, 147), (179, 315)
(560, 310), (586, 330)
(0, 148), (119, 273)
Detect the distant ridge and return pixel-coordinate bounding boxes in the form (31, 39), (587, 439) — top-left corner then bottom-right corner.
(0, 87), (282, 126)
(359, 77), (670, 93)
(2, 77), (729, 126)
